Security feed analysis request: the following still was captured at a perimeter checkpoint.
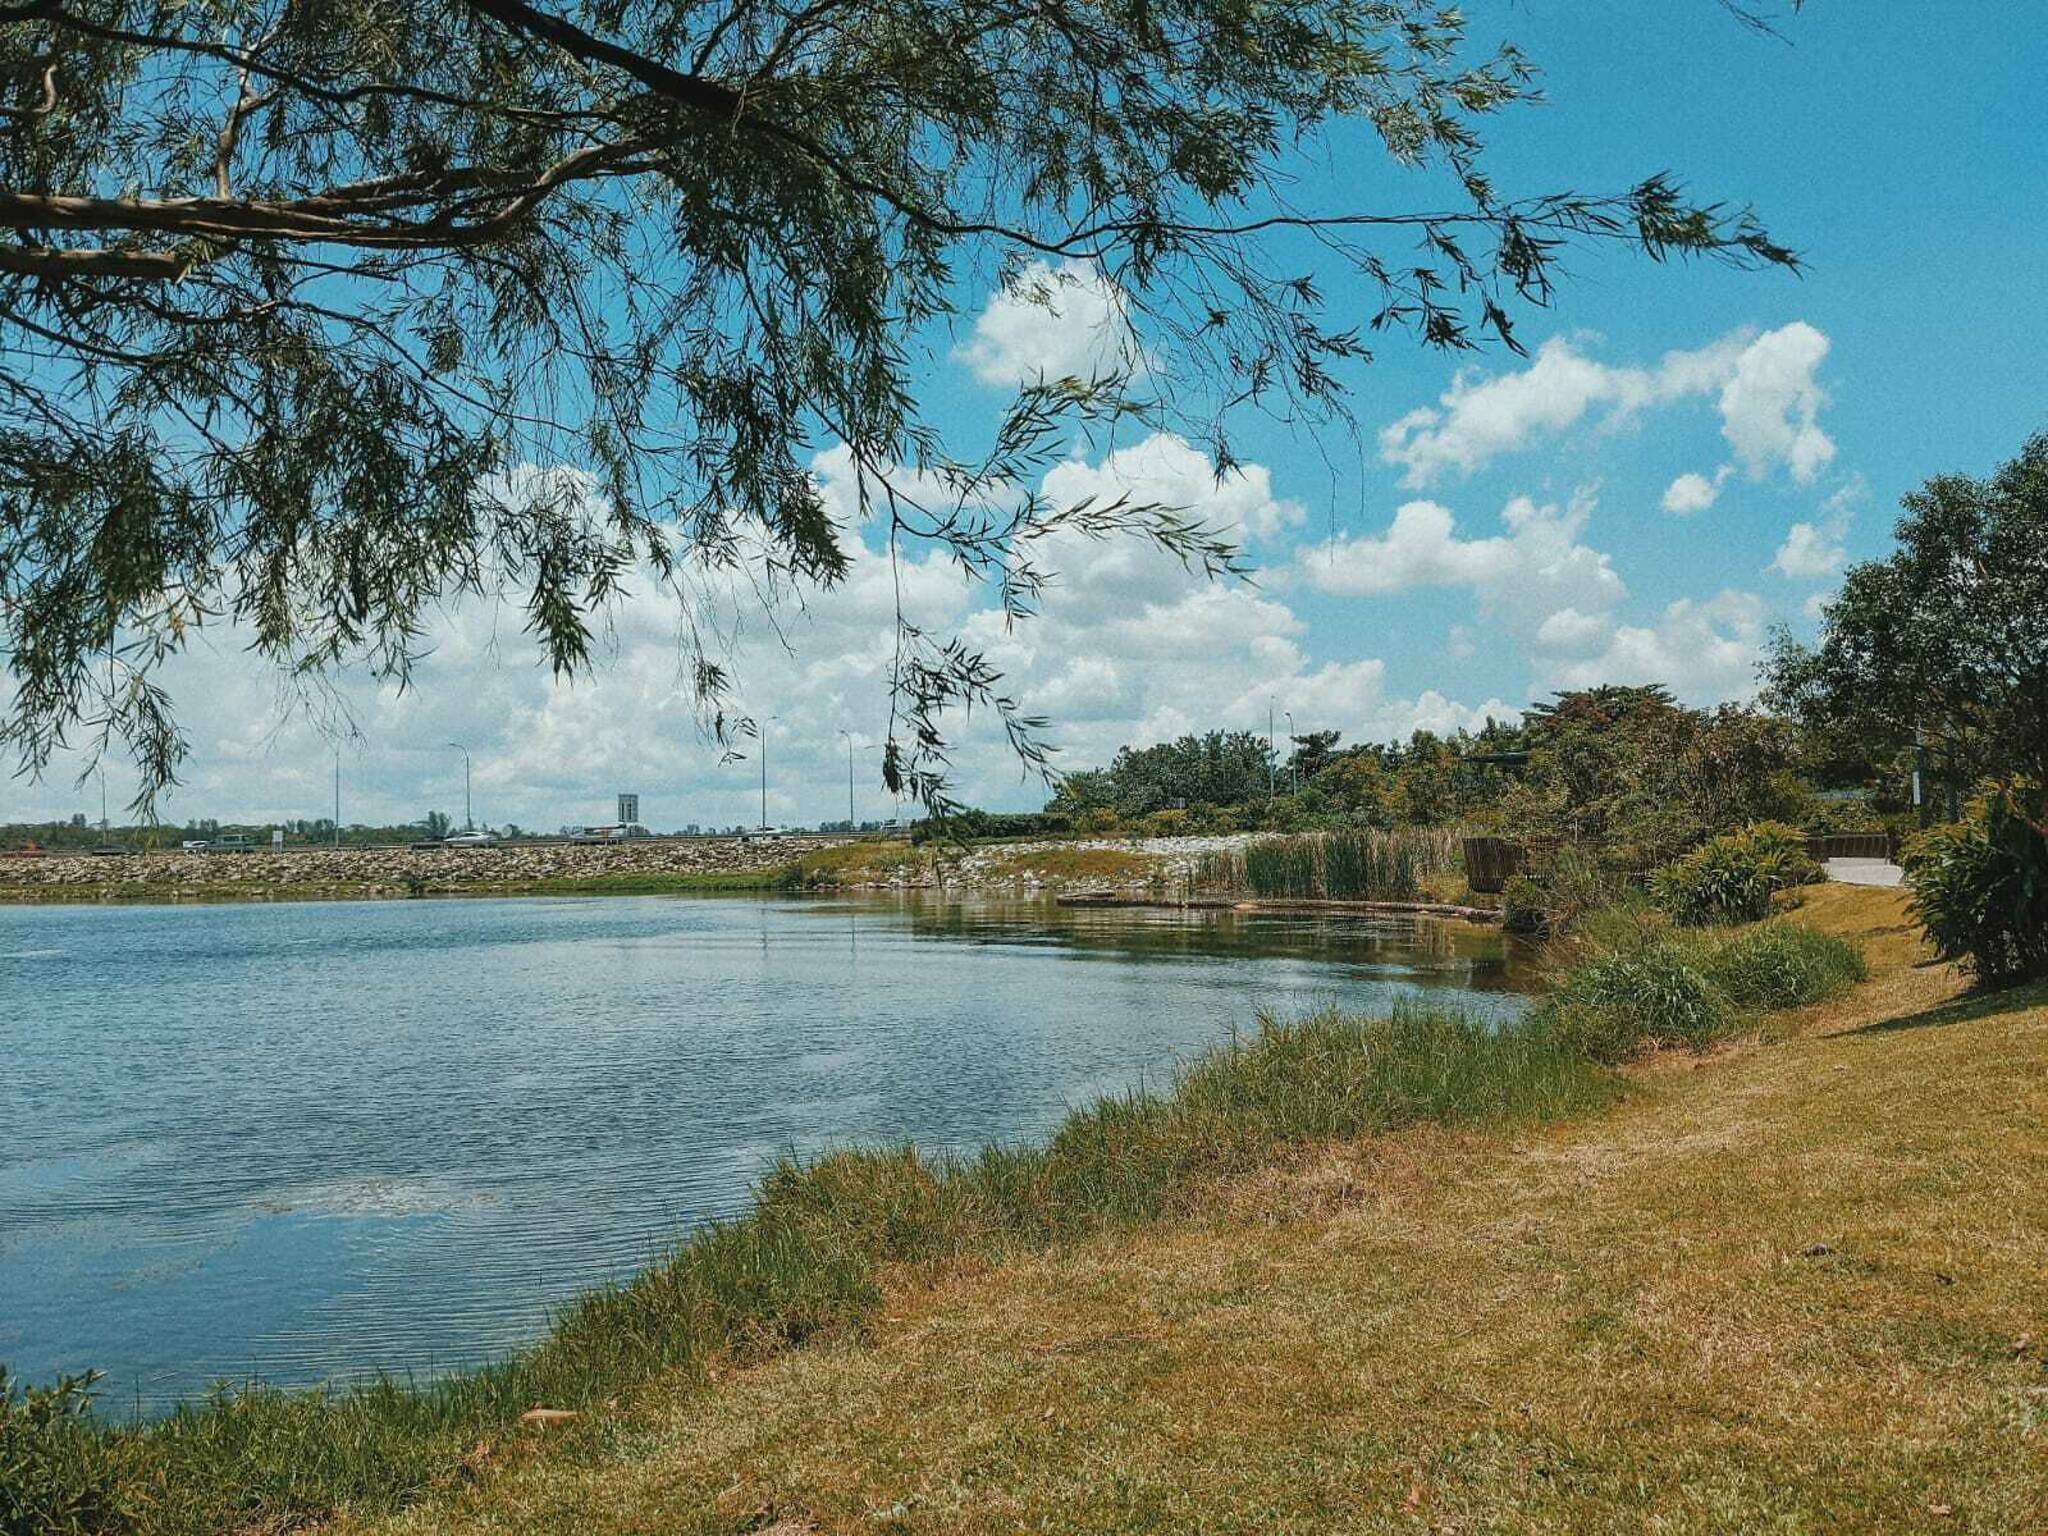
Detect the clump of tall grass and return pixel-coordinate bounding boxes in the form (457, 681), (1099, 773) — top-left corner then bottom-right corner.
(1536, 918), (1866, 1064)
(1195, 828), (1458, 901)
(3, 1003), (1608, 1536)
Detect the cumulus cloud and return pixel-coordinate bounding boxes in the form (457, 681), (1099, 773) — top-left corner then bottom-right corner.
(1661, 467), (1730, 516)
(1543, 591), (1769, 702)
(954, 259), (1141, 388)
(1770, 519), (1848, 579)
(1717, 321), (1835, 483)
(1294, 490), (1626, 638)
(19, 439), (1488, 826)
(1039, 431), (1306, 543)
(1770, 474), (1863, 580)
(1379, 324), (1834, 489)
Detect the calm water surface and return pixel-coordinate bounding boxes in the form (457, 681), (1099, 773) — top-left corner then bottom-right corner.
(1, 893), (1531, 1411)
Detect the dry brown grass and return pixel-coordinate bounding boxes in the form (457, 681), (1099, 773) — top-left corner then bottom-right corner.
(353, 885), (2048, 1536)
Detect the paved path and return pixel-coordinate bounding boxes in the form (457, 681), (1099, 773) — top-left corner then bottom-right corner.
(1825, 857), (1905, 888)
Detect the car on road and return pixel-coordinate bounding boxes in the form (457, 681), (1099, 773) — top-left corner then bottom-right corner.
(204, 835), (258, 855)
(441, 830), (497, 848)
(180, 839), (210, 853)
(739, 824), (794, 844)
(569, 823), (655, 843)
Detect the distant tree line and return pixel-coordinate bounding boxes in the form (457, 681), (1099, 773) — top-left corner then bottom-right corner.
(1033, 685), (1887, 870)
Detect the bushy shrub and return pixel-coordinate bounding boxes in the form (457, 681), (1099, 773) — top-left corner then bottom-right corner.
(1650, 820), (1819, 925)
(1502, 846), (1621, 936)
(1535, 918), (1866, 1063)
(1539, 941), (1733, 1061)
(0, 1369), (127, 1536)
(1697, 922), (1869, 1009)
(1904, 790), (2048, 985)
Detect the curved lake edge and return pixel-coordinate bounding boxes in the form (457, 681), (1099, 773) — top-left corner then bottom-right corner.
(14, 993), (1608, 1535)
(6, 893), (1536, 1417)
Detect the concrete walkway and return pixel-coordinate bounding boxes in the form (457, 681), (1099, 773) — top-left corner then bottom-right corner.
(1825, 856), (1905, 888)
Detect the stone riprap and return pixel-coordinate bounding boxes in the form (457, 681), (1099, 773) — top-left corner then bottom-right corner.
(0, 838), (838, 899)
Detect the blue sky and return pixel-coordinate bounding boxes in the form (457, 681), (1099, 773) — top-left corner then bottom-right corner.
(7, 3), (2045, 831)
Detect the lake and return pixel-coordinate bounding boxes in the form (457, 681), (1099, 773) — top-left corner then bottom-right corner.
(0, 893), (1532, 1412)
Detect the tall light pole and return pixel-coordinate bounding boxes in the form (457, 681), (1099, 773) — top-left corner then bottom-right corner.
(757, 715), (780, 829)
(448, 742), (472, 830)
(1267, 698), (1276, 796)
(1283, 709), (1296, 791)
(333, 750), (341, 846)
(839, 729), (856, 827)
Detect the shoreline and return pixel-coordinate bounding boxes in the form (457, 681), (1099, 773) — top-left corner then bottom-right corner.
(9, 891), (1912, 1536)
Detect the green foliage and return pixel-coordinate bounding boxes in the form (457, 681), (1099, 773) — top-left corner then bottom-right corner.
(1767, 430), (2048, 803)
(1502, 846), (1623, 936)
(1047, 732), (1276, 820)
(1903, 791), (2048, 985)
(1541, 943), (1734, 1062)
(1649, 821), (1820, 925)
(1194, 829), (1459, 901)
(1538, 919), (1864, 1063)
(1504, 688), (1811, 869)
(2, 1005), (1605, 1535)
(1696, 922), (1868, 1008)
(0, 1369), (126, 1536)
(910, 810), (1073, 845)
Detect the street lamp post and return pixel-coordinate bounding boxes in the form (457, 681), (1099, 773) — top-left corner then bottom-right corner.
(1267, 698), (1276, 796)
(1283, 709), (1296, 791)
(839, 730), (856, 827)
(448, 742), (472, 830)
(758, 715), (780, 829)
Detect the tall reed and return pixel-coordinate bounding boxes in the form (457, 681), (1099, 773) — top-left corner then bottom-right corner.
(1194, 827), (1458, 901)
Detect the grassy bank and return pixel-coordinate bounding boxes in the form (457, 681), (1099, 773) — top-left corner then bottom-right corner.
(337, 885), (2047, 1536)
(0, 896), (1915, 1536)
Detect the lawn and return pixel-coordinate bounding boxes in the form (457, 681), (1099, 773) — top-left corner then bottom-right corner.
(349, 885), (2048, 1535)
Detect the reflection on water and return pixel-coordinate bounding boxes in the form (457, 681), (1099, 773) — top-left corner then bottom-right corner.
(0, 892), (1530, 1412)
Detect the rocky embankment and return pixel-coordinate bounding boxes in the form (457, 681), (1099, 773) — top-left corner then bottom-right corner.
(0, 838), (839, 900)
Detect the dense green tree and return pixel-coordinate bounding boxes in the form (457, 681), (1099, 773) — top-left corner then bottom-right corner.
(1766, 431), (2048, 821)
(1502, 687), (1805, 866)
(0, 0), (1799, 812)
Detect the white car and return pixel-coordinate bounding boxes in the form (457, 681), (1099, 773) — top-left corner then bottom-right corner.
(441, 830), (497, 848)
(180, 839), (210, 852)
(739, 825), (793, 844)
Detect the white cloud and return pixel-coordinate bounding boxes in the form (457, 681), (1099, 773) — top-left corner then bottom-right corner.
(1661, 467), (1730, 516)
(1532, 606), (1612, 654)
(1717, 321), (1835, 483)
(1544, 591), (1769, 702)
(14, 440), (1494, 826)
(1769, 473), (1862, 580)
(1294, 490), (1626, 638)
(955, 259), (1141, 389)
(1039, 432), (1306, 543)
(1379, 324), (1834, 489)
(1770, 519), (1846, 578)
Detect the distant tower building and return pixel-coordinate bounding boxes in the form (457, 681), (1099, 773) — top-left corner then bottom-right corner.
(617, 793), (639, 826)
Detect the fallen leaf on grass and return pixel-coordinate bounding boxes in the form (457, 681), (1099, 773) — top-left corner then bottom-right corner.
(518, 1407), (580, 1428)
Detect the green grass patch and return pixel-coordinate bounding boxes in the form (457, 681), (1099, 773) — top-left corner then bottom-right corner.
(1538, 918), (1867, 1064)
(3, 1004), (1611, 1536)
